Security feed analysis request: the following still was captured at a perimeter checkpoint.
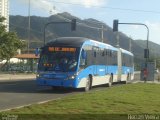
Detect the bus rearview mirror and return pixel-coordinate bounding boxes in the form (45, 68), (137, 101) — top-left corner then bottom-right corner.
(82, 50), (87, 59)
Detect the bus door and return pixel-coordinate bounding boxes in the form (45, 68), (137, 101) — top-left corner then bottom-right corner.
(92, 46), (99, 75)
(117, 48), (122, 81)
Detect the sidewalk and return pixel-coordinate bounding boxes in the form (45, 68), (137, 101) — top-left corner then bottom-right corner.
(0, 73), (36, 81)
(129, 80), (160, 84)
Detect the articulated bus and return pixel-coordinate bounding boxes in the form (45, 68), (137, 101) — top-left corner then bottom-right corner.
(36, 37), (134, 91)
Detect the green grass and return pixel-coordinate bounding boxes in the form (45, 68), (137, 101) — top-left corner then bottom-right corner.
(1, 83), (160, 120)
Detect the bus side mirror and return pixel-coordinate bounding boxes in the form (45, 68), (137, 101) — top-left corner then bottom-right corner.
(82, 50), (87, 59)
(35, 48), (39, 56)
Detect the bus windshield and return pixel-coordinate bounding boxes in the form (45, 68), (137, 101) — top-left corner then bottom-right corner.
(38, 47), (80, 72)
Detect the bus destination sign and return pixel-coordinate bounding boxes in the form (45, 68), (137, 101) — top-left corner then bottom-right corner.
(48, 47), (76, 52)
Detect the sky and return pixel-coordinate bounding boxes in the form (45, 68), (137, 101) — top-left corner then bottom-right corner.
(9, 0), (160, 45)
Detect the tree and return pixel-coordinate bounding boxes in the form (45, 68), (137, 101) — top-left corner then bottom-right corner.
(0, 17), (26, 61)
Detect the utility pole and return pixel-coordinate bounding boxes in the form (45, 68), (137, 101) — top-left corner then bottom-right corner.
(116, 32), (119, 47)
(28, 0), (31, 54)
(101, 25), (104, 43)
(129, 36), (132, 52)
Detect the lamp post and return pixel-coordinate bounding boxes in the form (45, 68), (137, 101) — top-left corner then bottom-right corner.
(113, 20), (150, 60)
(113, 20), (150, 81)
(43, 19), (76, 46)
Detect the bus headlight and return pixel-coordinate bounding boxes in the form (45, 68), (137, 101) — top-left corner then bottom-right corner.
(68, 75), (76, 80)
(36, 74), (40, 78)
(36, 73), (42, 78)
(67, 73), (78, 80)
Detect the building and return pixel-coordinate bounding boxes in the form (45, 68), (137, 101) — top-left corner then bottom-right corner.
(0, 0), (9, 31)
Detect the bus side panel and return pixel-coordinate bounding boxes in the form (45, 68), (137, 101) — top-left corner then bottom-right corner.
(107, 65), (118, 82)
(121, 66), (134, 81)
(117, 49), (122, 81)
(76, 65), (119, 88)
(76, 66), (94, 88)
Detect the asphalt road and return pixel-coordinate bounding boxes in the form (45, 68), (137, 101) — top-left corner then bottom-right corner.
(0, 79), (82, 111)
(0, 73), (141, 111)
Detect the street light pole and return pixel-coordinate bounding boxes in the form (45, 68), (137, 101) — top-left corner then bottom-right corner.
(118, 22), (149, 60)
(44, 19), (76, 46)
(129, 36), (132, 52)
(118, 23), (149, 46)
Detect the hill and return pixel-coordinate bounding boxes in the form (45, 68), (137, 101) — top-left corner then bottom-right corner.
(134, 40), (160, 58)
(9, 12), (160, 64)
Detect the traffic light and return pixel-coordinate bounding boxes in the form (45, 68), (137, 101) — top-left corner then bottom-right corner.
(71, 19), (76, 31)
(144, 48), (149, 58)
(113, 19), (119, 32)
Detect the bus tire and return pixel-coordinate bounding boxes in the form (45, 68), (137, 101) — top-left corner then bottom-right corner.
(124, 73), (130, 84)
(126, 73), (130, 82)
(52, 86), (59, 90)
(85, 76), (92, 92)
(108, 75), (113, 87)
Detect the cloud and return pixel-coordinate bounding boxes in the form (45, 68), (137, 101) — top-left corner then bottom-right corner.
(15, 0), (58, 15)
(15, 0), (108, 15)
(77, 0), (106, 8)
(145, 21), (160, 44)
(31, 0), (59, 14)
(129, 21), (160, 44)
(145, 21), (160, 31)
(52, 0), (108, 14)
(57, 0), (107, 8)
(120, 21), (160, 44)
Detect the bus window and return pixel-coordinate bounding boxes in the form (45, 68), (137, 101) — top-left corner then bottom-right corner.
(38, 47), (79, 72)
(102, 51), (105, 56)
(94, 51), (96, 57)
(82, 49), (87, 59)
(80, 49), (87, 66)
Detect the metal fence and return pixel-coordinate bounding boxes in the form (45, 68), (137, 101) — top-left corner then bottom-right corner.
(140, 62), (155, 81)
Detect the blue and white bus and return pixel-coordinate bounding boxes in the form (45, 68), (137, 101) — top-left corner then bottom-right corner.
(36, 37), (134, 91)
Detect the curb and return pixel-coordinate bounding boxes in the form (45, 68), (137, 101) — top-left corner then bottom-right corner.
(0, 74), (36, 81)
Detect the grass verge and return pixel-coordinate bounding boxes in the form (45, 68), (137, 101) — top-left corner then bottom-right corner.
(1, 83), (160, 120)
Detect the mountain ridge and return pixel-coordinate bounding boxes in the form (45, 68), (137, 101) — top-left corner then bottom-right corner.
(9, 12), (160, 63)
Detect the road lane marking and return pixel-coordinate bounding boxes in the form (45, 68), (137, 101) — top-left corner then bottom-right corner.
(0, 97), (63, 112)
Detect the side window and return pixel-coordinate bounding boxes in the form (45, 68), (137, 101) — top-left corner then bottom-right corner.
(94, 51), (96, 57)
(80, 49), (87, 66)
(79, 45), (92, 71)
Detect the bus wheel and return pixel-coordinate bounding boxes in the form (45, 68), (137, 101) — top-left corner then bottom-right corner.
(123, 73), (130, 84)
(52, 86), (58, 90)
(85, 76), (91, 92)
(126, 73), (130, 83)
(108, 75), (113, 87)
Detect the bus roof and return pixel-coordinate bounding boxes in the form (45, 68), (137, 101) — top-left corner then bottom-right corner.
(87, 40), (117, 51)
(45, 37), (132, 55)
(46, 37), (87, 47)
(120, 48), (134, 56)
(46, 37), (117, 51)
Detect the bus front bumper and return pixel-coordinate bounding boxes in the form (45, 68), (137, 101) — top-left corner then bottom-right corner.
(36, 78), (76, 88)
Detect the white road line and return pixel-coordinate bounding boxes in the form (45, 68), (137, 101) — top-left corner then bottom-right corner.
(0, 97), (63, 112)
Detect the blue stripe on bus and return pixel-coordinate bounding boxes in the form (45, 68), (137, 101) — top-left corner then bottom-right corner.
(37, 65), (133, 88)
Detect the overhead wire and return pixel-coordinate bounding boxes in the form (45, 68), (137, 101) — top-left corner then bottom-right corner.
(46, 0), (160, 14)
(55, 11), (107, 31)
(10, 0), (111, 39)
